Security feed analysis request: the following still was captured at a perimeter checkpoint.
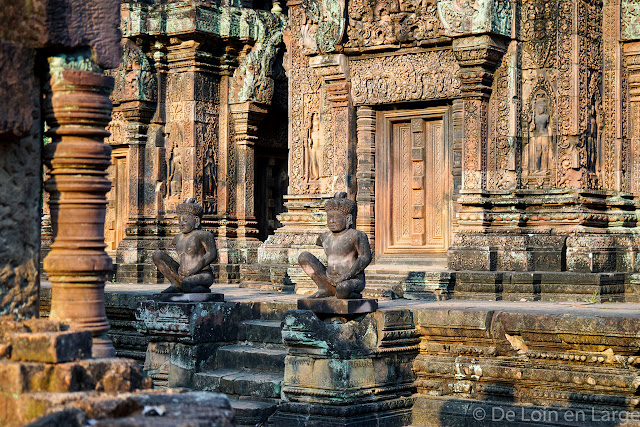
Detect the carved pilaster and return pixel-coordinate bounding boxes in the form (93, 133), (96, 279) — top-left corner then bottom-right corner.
(43, 54), (115, 357)
(356, 106), (375, 257)
(453, 35), (508, 191)
(309, 54), (357, 197)
(230, 102), (267, 261)
(624, 42), (640, 194)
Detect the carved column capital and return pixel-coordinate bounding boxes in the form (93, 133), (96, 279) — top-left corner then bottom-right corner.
(310, 54), (351, 108)
(230, 101), (269, 146)
(452, 35), (508, 98)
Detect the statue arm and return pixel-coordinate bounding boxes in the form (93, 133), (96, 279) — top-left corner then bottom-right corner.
(186, 232), (218, 276)
(337, 231), (372, 282)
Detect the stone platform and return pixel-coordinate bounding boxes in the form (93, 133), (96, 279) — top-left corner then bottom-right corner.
(38, 282), (640, 426)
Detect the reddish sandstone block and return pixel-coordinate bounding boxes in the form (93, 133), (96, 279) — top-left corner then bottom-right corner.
(9, 330), (91, 363)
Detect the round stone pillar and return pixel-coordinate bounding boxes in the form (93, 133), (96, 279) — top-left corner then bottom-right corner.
(42, 58), (115, 358)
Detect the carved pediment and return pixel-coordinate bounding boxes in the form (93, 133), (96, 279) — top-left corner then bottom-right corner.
(345, 0), (446, 49)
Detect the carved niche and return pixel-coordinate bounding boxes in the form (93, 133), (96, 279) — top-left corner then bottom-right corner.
(522, 77), (556, 189)
(350, 50), (461, 106)
(344, 0), (445, 49)
(230, 11), (288, 105)
(111, 40), (157, 103)
(300, 0), (346, 54)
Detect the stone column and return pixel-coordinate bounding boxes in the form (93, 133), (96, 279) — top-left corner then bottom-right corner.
(355, 106), (376, 257)
(230, 101), (267, 262)
(43, 54), (115, 357)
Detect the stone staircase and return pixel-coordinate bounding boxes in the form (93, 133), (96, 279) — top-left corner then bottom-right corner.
(194, 317), (287, 426)
(239, 263), (295, 293)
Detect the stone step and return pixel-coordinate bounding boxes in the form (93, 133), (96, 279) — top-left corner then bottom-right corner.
(216, 344), (287, 373)
(193, 369), (283, 399)
(229, 398), (278, 427)
(238, 320), (283, 345)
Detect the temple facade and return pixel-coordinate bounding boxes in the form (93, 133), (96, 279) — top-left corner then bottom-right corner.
(102, 0), (640, 301)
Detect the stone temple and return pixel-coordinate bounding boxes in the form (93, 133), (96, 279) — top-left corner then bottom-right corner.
(3, 0), (640, 425)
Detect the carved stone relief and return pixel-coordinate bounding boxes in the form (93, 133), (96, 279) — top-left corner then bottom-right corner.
(522, 76), (556, 188)
(301, 0), (346, 54)
(488, 42), (520, 190)
(106, 110), (128, 145)
(622, 0), (640, 41)
(350, 51), (461, 106)
(438, 0), (511, 37)
(230, 11), (287, 105)
(111, 40), (157, 103)
(344, 0), (445, 49)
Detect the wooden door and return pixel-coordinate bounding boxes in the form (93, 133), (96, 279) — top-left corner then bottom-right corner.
(376, 107), (451, 261)
(105, 149), (129, 254)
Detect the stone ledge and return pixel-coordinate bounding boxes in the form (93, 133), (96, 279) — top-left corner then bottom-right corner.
(297, 298), (378, 315)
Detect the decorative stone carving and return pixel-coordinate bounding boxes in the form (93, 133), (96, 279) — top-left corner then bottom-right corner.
(304, 112), (323, 181)
(229, 10), (287, 105)
(111, 40), (156, 103)
(522, 78), (556, 188)
(350, 51), (461, 106)
(622, 0), (640, 41)
(300, 0), (346, 54)
(344, 0), (445, 49)
(438, 0), (511, 37)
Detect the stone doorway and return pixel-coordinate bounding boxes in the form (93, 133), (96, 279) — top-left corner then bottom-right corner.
(375, 107), (451, 265)
(105, 148), (129, 256)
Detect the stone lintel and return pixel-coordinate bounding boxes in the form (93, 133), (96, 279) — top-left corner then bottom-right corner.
(152, 293), (224, 303)
(297, 298), (378, 315)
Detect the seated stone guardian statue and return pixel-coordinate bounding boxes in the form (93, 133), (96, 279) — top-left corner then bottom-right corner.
(153, 198), (217, 293)
(298, 192), (372, 299)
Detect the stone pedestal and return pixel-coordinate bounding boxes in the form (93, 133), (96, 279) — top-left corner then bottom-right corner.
(136, 298), (231, 388)
(270, 308), (418, 426)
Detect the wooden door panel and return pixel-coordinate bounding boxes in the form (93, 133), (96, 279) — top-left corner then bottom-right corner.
(376, 108), (450, 259)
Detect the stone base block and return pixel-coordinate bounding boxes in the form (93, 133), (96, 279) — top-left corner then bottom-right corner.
(269, 399), (414, 427)
(9, 330), (92, 363)
(297, 298), (378, 315)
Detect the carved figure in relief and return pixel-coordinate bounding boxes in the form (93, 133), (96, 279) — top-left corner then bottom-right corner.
(529, 98), (552, 173)
(153, 198), (217, 293)
(586, 99), (601, 173)
(203, 150), (217, 198)
(305, 113), (323, 181)
(168, 150), (183, 198)
(298, 193), (372, 299)
(300, 0), (346, 54)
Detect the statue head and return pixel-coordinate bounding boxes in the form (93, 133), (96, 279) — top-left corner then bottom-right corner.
(534, 98), (547, 115)
(176, 197), (204, 233)
(324, 192), (356, 232)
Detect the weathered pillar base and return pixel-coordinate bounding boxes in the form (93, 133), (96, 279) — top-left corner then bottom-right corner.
(271, 308), (418, 426)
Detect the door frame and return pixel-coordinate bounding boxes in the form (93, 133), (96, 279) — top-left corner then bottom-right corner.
(374, 106), (452, 263)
